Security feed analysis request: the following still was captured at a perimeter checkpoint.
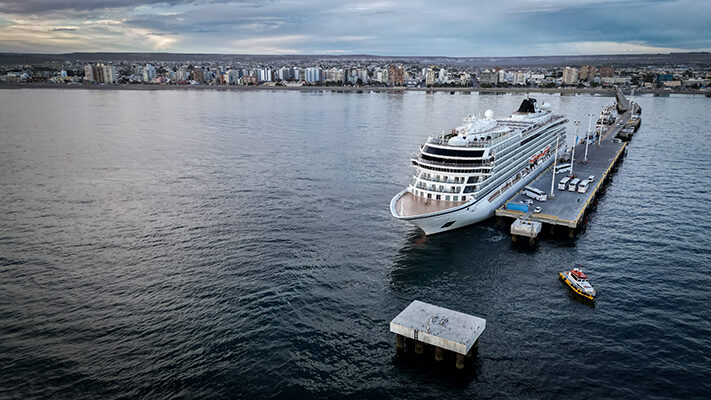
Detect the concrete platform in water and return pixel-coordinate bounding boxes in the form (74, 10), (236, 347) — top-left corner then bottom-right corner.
(390, 300), (486, 369)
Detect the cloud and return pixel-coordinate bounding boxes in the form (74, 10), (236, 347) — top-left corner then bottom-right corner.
(0, 0), (191, 15)
(0, 0), (709, 55)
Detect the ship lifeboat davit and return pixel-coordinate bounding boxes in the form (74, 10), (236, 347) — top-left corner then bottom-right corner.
(559, 266), (597, 301)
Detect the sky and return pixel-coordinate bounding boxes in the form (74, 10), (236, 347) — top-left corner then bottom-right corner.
(0, 0), (709, 56)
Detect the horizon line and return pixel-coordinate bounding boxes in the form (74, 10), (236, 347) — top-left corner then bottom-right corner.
(1, 51), (710, 59)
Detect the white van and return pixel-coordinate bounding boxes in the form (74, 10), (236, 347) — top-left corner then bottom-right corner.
(577, 180), (589, 193)
(558, 176), (571, 191)
(568, 178), (580, 192)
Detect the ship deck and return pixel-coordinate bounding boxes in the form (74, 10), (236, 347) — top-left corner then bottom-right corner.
(394, 192), (465, 217)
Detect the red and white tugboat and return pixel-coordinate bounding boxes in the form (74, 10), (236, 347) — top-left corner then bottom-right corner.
(559, 266), (596, 301)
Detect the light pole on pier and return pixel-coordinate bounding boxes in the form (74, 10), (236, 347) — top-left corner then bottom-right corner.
(584, 113), (593, 163)
(571, 121), (580, 177)
(549, 128), (560, 199)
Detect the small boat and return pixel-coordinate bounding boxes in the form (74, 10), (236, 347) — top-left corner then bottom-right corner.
(559, 266), (596, 301)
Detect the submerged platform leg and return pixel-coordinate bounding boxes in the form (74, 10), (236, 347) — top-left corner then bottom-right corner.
(455, 353), (465, 370)
(569, 228), (575, 239)
(414, 341), (424, 355)
(396, 334), (405, 352)
(434, 347), (444, 361)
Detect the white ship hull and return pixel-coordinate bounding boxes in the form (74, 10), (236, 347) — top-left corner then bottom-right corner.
(390, 155), (554, 235)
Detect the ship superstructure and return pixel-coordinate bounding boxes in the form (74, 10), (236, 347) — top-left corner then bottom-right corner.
(390, 98), (567, 234)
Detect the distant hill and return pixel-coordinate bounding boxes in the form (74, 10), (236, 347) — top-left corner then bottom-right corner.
(1, 51), (709, 67)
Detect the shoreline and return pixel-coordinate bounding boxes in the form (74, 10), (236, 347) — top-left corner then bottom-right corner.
(0, 82), (707, 96)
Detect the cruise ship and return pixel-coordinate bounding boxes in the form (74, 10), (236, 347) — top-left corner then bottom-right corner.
(390, 98), (567, 235)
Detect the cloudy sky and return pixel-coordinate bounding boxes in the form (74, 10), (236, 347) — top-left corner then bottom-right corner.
(0, 0), (709, 56)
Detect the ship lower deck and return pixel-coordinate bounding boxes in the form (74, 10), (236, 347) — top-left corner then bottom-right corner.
(394, 192), (465, 217)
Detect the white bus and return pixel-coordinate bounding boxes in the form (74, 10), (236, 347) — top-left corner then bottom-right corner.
(577, 180), (590, 193)
(558, 177), (571, 190)
(523, 186), (547, 201)
(568, 178), (581, 192)
(555, 163), (571, 174)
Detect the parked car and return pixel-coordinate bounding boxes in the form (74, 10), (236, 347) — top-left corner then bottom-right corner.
(588, 175), (595, 182)
(534, 206), (542, 213)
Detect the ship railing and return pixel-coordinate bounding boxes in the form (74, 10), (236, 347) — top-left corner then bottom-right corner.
(427, 134), (510, 148)
(413, 156), (494, 168)
(414, 185), (462, 194)
(418, 176), (465, 184)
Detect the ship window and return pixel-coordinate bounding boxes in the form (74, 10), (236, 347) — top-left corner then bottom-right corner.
(427, 193), (432, 199)
(421, 153), (490, 165)
(436, 195), (441, 200)
(441, 221), (456, 228)
(467, 176), (477, 184)
(453, 196), (458, 201)
(423, 145), (484, 158)
(463, 186), (476, 193)
(521, 131), (543, 145)
(445, 195), (450, 201)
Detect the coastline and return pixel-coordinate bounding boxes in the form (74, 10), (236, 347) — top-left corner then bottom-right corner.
(0, 82), (707, 95)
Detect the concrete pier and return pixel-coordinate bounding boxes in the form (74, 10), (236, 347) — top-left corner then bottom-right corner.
(390, 300), (486, 369)
(496, 90), (636, 241)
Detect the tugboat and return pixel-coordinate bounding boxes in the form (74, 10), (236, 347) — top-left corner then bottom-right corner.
(559, 266), (596, 301)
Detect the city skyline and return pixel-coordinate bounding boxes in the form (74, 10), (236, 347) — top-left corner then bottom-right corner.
(1, 0), (710, 56)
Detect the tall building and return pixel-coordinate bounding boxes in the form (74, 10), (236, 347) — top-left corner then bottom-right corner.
(176, 67), (189, 81)
(102, 64), (116, 84)
(599, 66), (615, 78)
(438, 68), (447, 83)
(358, 68), (369, 84)
(388, 66), (404, 86)
(92, 64), (104, 83)
(562, 67), (579, 85)
(277, 67), (291, 81)
(84, 64), (94, 81)
(513, 70), (527, 85)
(425, 69), (436, 86)
(324, 68), (344, 83)
(347, 68), (358, 85)
(257, 68), (272, 82)
(305, 67), (322, 83)
(226, 70), (240, 85)
(479, 70), (498, 86)
(579, 65), (597, 81)
(191, 68), (204, 83)
(142, 64), (156, 82)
